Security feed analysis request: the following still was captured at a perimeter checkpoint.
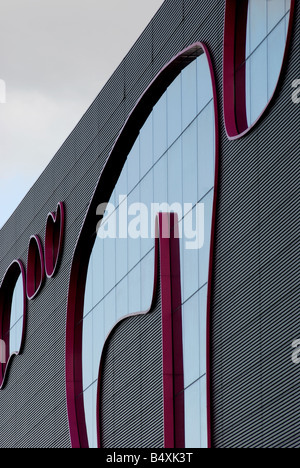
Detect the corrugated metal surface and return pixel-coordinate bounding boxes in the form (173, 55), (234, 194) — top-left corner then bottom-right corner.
(211, 0), (300, 448)
(100, 289), (163, 448)
(0, 0), (299, 448)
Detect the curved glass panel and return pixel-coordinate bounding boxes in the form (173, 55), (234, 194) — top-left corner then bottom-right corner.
(224, 0), (293, 138)
(245, 0), (291, 126)
(82, 52), (215, 448)
(7, 274), (24, 357)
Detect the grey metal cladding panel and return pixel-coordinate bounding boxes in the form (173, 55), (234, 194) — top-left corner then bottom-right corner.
(100, 287), (163, 449)
(152, 0), (184, 58)
(14, 383), (70, 448)
(0, 347), (68, 447)
(210, 1), (300, 448)
(74, 97), (100, 160)
(183, 0), (199, 16)
(124, 22), (153, 95)
(124, 66), (156, 119)
(183, 0), (223, 48)
(152, 25), (185, 80)
(96, 61), (125, 130)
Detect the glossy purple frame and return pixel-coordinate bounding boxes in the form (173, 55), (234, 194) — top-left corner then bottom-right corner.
(223, 0), (295, 139)
(26, 235), (45, 301)
(65, 42), (219, 449)
(0, 260), (27, 389)
(44, 202), (65, 278)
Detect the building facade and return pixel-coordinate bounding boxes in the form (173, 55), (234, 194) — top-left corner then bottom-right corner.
(0, 0), (299, 448)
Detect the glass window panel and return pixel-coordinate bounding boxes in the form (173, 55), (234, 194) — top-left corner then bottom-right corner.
(140, 248), (155, 312)
(82, 313), (93, 390)
(184, 381), (201, 448)
(92, 303), (105, 383)
(104, 289), (116, 338)
(247, 0), (267, 55)
(10, 276), (22, 328)
(115, 198), (129, 283)
(127, 186), (141, 271)
(128, 138), (140, 194)
(178, 217), (185, 303)
(109, 186), (116, 209)
(267, 17), (286, 100)
(153, 93), (167, 163)
(12, 325), (18, 355)
(140, 170), (154, 258)
(83, 384), (97, 449)
(16, 276), (23, 323)
(9, 320), (22, 356)
(140, 113), (153, 180)
(267, 0), (286, 33)
(248, 41), (268, 125)
(246, 56), (252, 127)
(285, 8), (289, 35)
(91, 383), (98, 448)
(197, 102), (215, 201)
(182, 60), (197, 130)
(183, 294), (200, 387)
(199, 375), (208, 448)
(81, 56), (215, 449)
(167, 138), (183, 209)
(84, 256), (93, 317)
(114, 162), (128, 208)
(128, 262), (141, 314)
(182, 120), (198, 207)
(199, 285), (208, 376)
(8, 325), (15, 355)
(198, 190), (214, 289)
(116, 275), (128, 321)
(10, 299), (17, 331)
(167, 74), (182, 147)
(92, 237), (104, 307)
(153, 154), (168, 208)
(15, 319), (23, 353)
(103, 234), (116, 296)
(245, 0), (290, 127)
(182, 206), (200, 302)
(197, 54), (213, 113)
(116, 237), (128, 284)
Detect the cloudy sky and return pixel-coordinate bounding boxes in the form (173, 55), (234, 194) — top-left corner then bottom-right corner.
(0, 0), (164, 228)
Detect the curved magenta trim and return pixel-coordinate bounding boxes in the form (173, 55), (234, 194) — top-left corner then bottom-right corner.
(26, 235), (45, 301)
(44, 202), (65, 278)
(205, 48), (220, 451)
(0, 259), (27, 389)
(223, 0), (296, 140)
(66, 41), (219, 448)
(96, 213), (185, 448)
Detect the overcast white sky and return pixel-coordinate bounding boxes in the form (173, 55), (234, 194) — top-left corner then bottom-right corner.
(0, 0), (164, 229)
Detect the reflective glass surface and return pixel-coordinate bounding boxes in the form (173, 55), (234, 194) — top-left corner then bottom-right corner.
(82, 52), (215, 448)
(8, 275), (24, 357)
(245, 0), (291, 126)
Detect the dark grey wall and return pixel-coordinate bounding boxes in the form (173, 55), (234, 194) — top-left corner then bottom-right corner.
(101, 285), (163, 449)
(0, 0), (299, 448)
(211, 1), (300, 448)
